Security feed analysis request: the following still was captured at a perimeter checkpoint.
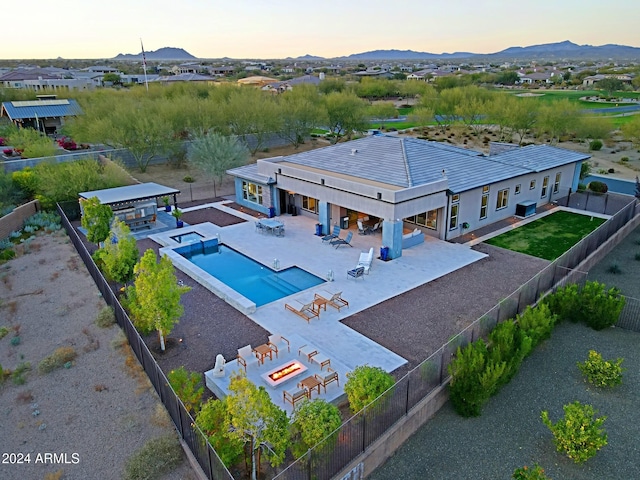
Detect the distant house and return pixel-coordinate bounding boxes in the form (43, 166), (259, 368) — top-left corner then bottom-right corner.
(0, 68), (93, 91)
(208, 66), (235, 76)
(262, 75), (321, 93)
(582, 73), (633, 87)
(237, 76), (278, 87)
(518, 71), (554, 85)
(151, 73), (216, 84)
(1, 98), (83, 134)
(227, 135), (588, 259)
(171, 63), (206, 75)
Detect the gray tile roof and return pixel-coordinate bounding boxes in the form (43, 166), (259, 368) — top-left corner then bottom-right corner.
(227, 164), (274, 184)
(488, 144), (590, 173)
(79, 182), (180, 205)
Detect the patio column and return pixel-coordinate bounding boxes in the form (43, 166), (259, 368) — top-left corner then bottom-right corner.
(382, 219), (403, 259)
(318, 202), (331, 235)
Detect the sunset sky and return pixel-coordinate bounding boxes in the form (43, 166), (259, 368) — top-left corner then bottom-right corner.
(4, 0), (639, 60)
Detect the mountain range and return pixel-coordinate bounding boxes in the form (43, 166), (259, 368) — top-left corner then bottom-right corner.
(112, 41), (640, 62)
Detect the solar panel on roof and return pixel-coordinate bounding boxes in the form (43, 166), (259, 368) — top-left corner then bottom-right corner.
(11, 100), (70, 107)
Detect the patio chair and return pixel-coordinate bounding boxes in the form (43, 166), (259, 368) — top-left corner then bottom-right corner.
(267, 334), (290, 357)
(357, 219), (367, 235)
(317, 291), (349, 311)
(314, 368), (339, 393)
(237, 345), (259, 372)
(283, 388), (308, 407)
(368, 222), (381, 235)
(331, 231), (353, 248)
(347, 266), (365, 279)
(274, 224), (285, 237)
(285, 301), (319, 323)
(322, 225), (340, 243)
(356, 247), (374, 274)
(255, 221), (264, 234)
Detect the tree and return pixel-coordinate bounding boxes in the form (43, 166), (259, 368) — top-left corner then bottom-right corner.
(196, 398), (244, 467)
(226, 372), (290, 480)
(537, 98), (582, 144)
(496, 71), (520, 86)
(368, 102), (397, 129)
(575, 116), (613, 147)
(93, 218), (139, 284)
(621, 115), (640, 149)
(80, 196), (113, 244)
(452, 86), (495, 134)
(126, 250), (191, 351)
(168, 366), (204, 413)
(278, 84), (327, 148)
(187, 131), (249, 198)
(597, 77), (623, 97)
(291, 398), (342, 459)
(506, 97), (539, 145)
(324, 91), (368, 143)
(102, 72), (122, 85)
(343, 365), (395, 414)
(8, 127), (56, 158)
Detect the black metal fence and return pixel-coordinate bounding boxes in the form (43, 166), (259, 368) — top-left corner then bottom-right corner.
(57, 204), (234, 480)
(274, 197), (639, 480)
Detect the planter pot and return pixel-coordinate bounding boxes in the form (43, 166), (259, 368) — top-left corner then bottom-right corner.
(165, 205), (171, 212)
(176, 220), (184, 228)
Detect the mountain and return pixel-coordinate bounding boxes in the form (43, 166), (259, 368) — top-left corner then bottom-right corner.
(341, 41), (640, 61)
(114, 47), (196, 61)
(295, 54), (325, 61)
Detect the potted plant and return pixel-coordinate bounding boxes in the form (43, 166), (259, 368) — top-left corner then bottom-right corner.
(162, 196), (171, 212)
(172, 208), (184, 228)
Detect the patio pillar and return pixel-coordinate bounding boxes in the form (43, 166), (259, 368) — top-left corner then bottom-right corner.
(318, 202), (331, 235)
(382, 219), (403, 259)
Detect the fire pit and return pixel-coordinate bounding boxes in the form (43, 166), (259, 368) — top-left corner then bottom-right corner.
(261, 361), (308, 388)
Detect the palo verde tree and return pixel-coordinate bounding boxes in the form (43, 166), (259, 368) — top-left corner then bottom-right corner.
(226, 372), (290, 480)
(187, 131), (249, 198)
(278, 84), (327, 148)
(93, 218), (139, 284)
(537, 98), (582, 144)
(324, 91), (368, 143)
(126, 250), (190, 351)
(80, 196), (113, 244)
(196, 398), (244, 467)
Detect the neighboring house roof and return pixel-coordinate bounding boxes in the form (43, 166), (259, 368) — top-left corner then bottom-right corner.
(79, 182), (180, 205)
(230, 136), (588, 194)
(237, 75), (278, 86)
(1, 99), (83, 120)
(152, 73), (215, 82)
(227, 164), (274, 185)
(0, 69), (61, 81)
(264, 75), (321, 90)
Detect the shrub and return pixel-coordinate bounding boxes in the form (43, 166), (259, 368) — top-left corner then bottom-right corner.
(123, 435), (183, 480)
(589, 139), (603, 151)
(487, 320), (532, 389)
(12, 361), (30, 385)
(516, 304), (556, 348)
(608, 263), (621, 274)
(577, 183), (586, 192)
(38, 346), (77, 374)
(620, 156), (629, 163)
(577, 350), (624, 388)
(512, 464), (550, 480)
(195, 398), (243, 467)
(587, 181), (608, 194)
(291, 398), (342, 459)
(541, 401), (607, 463)
(95, 305), (115, 328)
(544, 283), (581, 323)
(344, 365), (395, 414)
(0, 326), (9, 339)
(580, 281), (625, 330)
(10, 336), (20, 346)
(167, 366), (204, 414)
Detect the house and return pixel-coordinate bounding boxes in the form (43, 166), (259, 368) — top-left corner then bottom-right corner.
(1, 98), (83, 134)
(582, 73), (634, 87)
(0, 68), (93, 91)
(151, 73), (216, 84)
(237, 76), (278, 87)
(227, 135), (588, 259)
(261, 75), (321, 93)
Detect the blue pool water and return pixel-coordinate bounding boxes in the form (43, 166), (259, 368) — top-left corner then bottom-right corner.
(175, 241), (324, 307)
(171, 232), (204, 243)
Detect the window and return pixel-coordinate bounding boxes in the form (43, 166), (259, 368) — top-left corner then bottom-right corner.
(480, 193), (489, 219)
(541, 176), (549, 198)
(529, 180), (536, 190)
(496, 188), (509, 210)
(449, 204), (459, 230)
(406, 209), (438, 230)
(482, 185), (490, 194)
(301, 196), (318, 213)
(242, 181), (263, 205)
(451, 194), (460, 203)
(553, 172), (561, 194)
(515, 184), (521, 195)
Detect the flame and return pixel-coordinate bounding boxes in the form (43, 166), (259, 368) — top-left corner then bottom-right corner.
(270, 362), (302, 381)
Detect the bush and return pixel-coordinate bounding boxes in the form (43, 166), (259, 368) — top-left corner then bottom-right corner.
(589, 139), (603, 151)
(516, 304), (556, 348)
(487, 320), (532, 389)
(541, 401), (607, 463)
(577, 350), (624, 388)
(12, 361), (30, 385)
(195, 398), (243, 467)
(123, 435), (183, 480)
(512, 464), (550, 480)
(167, 366), (204, 414)
(344, 365), (395, 414)
(38, 346), (77, 374)
(291, 399), (342, 459)
(587, 180), (608, 194)
(577, 183), (587, 192)
(95, 305), (115, 328)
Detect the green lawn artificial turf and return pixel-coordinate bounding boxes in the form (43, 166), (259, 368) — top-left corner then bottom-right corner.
(484, 211), (606, 260)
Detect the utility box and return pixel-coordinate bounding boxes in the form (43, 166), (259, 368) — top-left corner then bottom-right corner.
(515, 201), (537, 218)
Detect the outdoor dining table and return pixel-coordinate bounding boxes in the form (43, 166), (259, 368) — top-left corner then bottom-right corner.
(259, 218), (284, 235)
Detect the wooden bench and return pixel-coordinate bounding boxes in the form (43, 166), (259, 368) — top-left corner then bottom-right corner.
(283, 388), (308, 407)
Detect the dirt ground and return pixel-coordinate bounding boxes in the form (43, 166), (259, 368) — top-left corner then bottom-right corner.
(0, 233), (196, 480)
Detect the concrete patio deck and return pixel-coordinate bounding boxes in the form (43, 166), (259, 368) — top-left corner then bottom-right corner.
(149, 201), (487, 406)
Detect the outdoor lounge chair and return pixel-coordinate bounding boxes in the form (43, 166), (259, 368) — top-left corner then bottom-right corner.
(284, 301), (319, 323)
(368, 221), (381, 235)
(331, 231), (353, 248)
(322, 225), (341, 243)
(237, 345), (259, 372)
(356, 247), (374, 274)
(314, 368), (339, 393)
(283, 388), (308, 407)
(347, 266), (365, 279)
(316, 291), (349, 311)
(267, 334), (290, 357)
(357, 219), (367, 235)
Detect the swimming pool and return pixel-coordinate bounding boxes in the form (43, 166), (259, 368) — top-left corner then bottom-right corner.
(171, 231), (204, 243)
(174, 241), (324, 307)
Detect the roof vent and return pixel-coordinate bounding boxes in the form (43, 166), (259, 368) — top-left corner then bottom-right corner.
(350, 149), (358, 155)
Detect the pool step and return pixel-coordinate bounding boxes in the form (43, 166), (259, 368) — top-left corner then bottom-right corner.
(260, 274), (300, 296)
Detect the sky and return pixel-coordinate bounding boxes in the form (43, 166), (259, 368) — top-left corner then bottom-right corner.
(4, 0), (639, 60)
